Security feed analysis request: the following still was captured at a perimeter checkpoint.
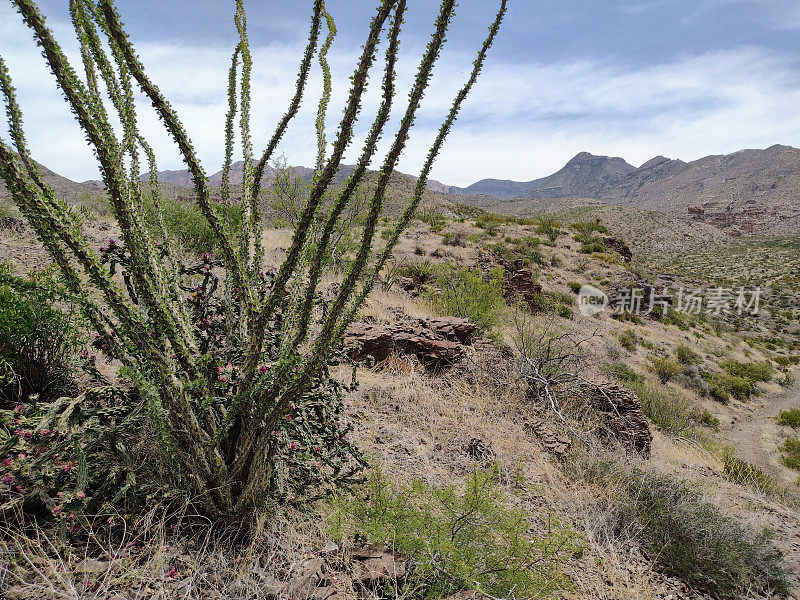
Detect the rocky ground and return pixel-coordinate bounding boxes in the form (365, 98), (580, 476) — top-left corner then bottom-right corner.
(0, 206), (799, 599)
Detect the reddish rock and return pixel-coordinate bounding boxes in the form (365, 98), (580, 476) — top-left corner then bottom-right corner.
(502, 268), (543, 309)
(688, 205), (705, 219)
(344, 317), (475, 369)
(344, 323), (393, 362)
(426, 317), (477, 345)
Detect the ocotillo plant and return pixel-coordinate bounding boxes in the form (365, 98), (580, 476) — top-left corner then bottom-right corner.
(0, 0), (507, 516)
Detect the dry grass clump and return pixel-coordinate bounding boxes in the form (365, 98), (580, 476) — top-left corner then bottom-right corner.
(0, 502), (342, 599)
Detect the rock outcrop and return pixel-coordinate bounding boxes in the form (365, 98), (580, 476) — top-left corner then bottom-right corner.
(501, 264), (543, 309)
(580, 382), (652, 456)
(344, 317), (476, 369)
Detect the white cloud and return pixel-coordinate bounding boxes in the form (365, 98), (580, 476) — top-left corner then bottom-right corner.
(3, 6), (800, 188)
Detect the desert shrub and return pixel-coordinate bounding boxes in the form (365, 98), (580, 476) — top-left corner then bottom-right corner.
(623, 471), (787, 598)
(697, 409), (720, 430)
(416, 207), (447, 231)
(776, 408), (800, 429)
(571, 220), (608, 237)
(556, 303), (572, 319)
(780, 436), (800, 471)
(647, 355), (682, 383)
(158, 197), (242, 254)
(778, 371), (796, 388)
(0, 266), (80, 408)
(611, 311), (643, 325)
(675, 344), (701, 365)
(703, 372), (758, 401)
(602, 361), (643, 384)
(721, 359), (773, 383)
(489, 237), (544, 268)
(567, 281), (582, 294)
(426, 265), (505, 332)
(441, 231), (466, 246)
(572, 458), (788, 599)
(395, 260), (436, 285)
(617, 329), (637, 351)
(630, 380), (696, 436)
(474, 215), (504, 235)
(722, 452), (776, 492)
(535, 216), (561, 242)
(329, 469), (577, 599)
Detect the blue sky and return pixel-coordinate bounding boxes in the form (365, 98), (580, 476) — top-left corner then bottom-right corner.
(3, 0), (800, 186)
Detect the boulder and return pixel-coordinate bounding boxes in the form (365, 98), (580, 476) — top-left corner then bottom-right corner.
(344, 318), (475, 369)
(343, 323), (394, 362)
(427, 317), (476, 345)
(287, 557), (326, 600)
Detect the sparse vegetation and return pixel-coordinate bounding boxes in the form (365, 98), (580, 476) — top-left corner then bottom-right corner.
(617, 328), (637, 351)
(573, 457), (789, 599)
(780, 436), (800, 471)
(602, 361), (644, 384)
(722, 451), (776, 493)
(647, 355), (682, 383)
(675, 344), (701, 365)
(630, 380), (696, 436)
(425, 265), (506, 332)
(776, 407), (800, 428)
(329, 469), (578, 599)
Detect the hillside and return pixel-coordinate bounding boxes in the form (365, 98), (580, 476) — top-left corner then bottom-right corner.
(2, 200), (800, 599)
(455, 145), (800, 237)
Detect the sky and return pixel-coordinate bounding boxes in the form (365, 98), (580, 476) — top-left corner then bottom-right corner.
(2, 0), (800, 187)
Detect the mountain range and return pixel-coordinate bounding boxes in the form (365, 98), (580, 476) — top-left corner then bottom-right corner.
(3, 144), (799, 237)
(453, 144), (800, 236)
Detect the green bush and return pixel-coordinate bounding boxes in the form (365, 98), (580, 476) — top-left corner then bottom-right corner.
(395, 260), (436, 285)
(722, 452), (775, 492)
(0, 266), (80, 408)
(697, 409), (720, 431)
(780, 436), (800, 471)
(704, 372), (758, 401)
(572, 459), (788, 599)
(570, 220), (609, 237)
(489, 236), (544, 268)
(675, 344), (701, 365)
(647, 355), (682, 383)
(535, 216), (560, 242)
(441, 231), (466, 247)
(329, 469), (577, 599)
(416, 207), (447, 231)
(617, 329), (637, 351)
(567, 281), (582, 294)
(776, 408), (800, 429)
(630, 380), (696, 436)
(426, 265), (505, 332)
(623, 471), (787, 598)
(157, 198), (243, 254)
(721, 359), (773, 383)
(602, 361), (644, 384)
